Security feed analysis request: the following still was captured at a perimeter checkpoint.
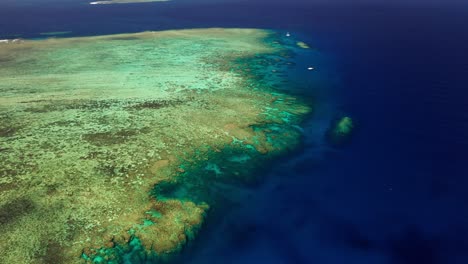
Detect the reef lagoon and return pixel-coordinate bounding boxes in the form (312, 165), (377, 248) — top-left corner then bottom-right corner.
(0, 28), (313, 263)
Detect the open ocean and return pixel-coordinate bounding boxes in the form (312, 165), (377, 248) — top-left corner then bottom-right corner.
(1, 1), (468, 263)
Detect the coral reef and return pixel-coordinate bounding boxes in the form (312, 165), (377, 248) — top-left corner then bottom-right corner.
(0, 28), (311, 263)
(296, 41), (310, 49)
(326, 116), (354, 146)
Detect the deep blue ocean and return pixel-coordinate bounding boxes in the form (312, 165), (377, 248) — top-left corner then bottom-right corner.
(1, 1), (468, 263)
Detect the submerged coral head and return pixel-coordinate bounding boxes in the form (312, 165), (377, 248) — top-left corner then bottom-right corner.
(326, 116), (354, 147)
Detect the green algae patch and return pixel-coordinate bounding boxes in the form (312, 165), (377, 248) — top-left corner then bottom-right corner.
(326, 116), (354, 146)
(0, 28), (311, 263)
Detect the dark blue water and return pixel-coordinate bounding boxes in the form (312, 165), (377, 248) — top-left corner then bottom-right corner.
(1, 1), (468, 263)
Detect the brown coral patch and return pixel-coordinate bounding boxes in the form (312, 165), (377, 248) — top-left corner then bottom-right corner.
(42, 241), (70, 264)
(82, 129), (143, 146)
(135, 199), (208, 254)
(0, 127), (18, 137)
(0, 198), (35, 226)
(223, 123), (254, 140)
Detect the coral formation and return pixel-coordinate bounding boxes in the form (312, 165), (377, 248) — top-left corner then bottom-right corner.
(326, 116), (354, 146)
(0, 28), (311, 263)
(296, 41), (310, 49)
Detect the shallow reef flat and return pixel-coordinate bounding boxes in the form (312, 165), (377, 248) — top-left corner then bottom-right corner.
(0, 28), (311, 263)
